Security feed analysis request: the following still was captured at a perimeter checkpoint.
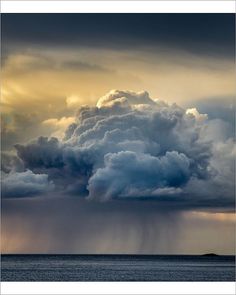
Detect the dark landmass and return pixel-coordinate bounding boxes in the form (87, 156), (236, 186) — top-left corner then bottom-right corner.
(202, 253), (219, 257)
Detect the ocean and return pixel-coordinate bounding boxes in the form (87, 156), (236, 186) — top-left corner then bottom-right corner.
(1, 254), (235, 281)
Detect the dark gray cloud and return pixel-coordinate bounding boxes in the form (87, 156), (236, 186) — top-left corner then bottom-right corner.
(190, 96), (235, 137)
(88, 151), (191, 201)
(2, 90), (234, 210)
(1, 170), (54, 198)
(15, 137), (64, 170)
(1, 113), (41, 151)
(2, 14), (235, 59)
(1, 151), (24, 173)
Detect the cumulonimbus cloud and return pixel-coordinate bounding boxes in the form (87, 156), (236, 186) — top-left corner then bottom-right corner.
(1, 90), (235, 209)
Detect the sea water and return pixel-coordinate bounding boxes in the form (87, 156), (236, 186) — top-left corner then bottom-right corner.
(1, 254), (235, 281)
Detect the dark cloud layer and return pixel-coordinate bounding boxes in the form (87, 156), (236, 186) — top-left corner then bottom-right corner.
(2, 90), (235, 211)
(2, 14), (235, 59)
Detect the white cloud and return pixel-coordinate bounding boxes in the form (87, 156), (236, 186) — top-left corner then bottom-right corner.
(186, 108), (208, 122)
(96, 89), (156, 108)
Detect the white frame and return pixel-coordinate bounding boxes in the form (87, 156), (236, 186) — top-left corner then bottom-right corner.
(1, 1), (235, 294)
(1, 1), (235, 13)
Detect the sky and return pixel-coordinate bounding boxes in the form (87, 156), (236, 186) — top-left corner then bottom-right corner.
(1, 13), (235, 254)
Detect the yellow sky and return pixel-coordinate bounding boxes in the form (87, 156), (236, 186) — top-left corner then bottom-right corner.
(2, 45), (235, 155)
(2, 47), (235, 115)
(2, 47), (235, 149)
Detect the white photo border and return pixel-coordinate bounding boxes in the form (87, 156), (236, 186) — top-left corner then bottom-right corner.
(1, 1), (235, 295)
(1, 0), (235, 13)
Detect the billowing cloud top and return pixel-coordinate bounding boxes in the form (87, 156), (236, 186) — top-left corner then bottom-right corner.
(1, 90), (235, 210)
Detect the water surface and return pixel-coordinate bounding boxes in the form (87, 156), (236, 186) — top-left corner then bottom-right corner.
(1, 254), (235, 281)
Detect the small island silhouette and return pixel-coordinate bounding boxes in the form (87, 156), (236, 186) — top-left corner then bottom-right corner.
(202, 253), (219, 257)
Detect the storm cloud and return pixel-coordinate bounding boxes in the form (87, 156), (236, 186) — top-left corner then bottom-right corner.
(2, 90), (235, 210)
(1, 170), (54, 198)
(2, 14), (235, 58)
